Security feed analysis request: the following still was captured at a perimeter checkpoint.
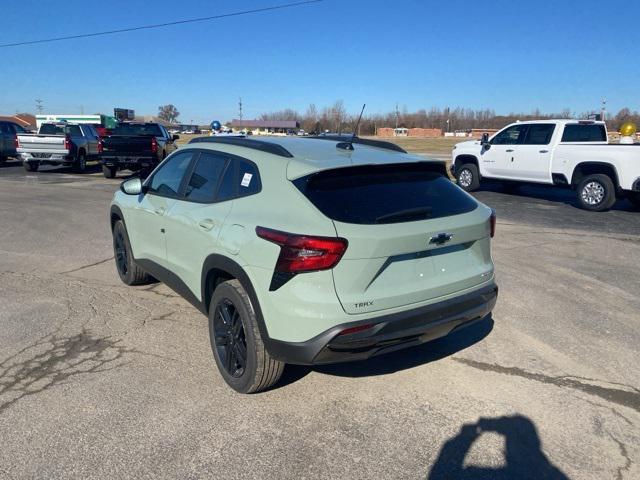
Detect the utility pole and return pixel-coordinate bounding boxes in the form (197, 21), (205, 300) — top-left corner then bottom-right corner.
(600, 98), (607, 121)
(80, 105), (84, 115)
(35, 99), (44, 113)
(395, 102), (399, 129)
(238, 97), (243, 130)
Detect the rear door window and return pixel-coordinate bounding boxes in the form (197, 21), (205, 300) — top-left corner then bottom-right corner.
(561, 124), (607, 142)
(184, 152), (229, 203)
(524, 124), (555, 145)
(295, 163), (477, 225)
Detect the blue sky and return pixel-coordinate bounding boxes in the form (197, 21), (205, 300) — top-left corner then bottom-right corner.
(1, 0), (637, 124)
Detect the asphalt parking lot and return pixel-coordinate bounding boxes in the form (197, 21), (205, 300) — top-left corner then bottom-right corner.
(0, 158), (638, 479)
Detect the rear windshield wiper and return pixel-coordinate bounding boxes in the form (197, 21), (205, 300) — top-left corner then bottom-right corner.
(375, 207), (433, 224)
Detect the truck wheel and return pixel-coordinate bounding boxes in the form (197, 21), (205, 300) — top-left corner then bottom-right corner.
(112, 220), (153, 285)
(74, 152), (87, 173)
(627, 192), (640, 210)
(24, 161), (39, 172)
(102, 165), (117, 179)
(209, 279), (284, 394)
(456, 163), (480, 192)
(577, 174), (616, 212)
(0, 155), (5, 164)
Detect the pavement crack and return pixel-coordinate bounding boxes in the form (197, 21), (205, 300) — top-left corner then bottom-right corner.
(453, 358), (640, 413)
(59, 256), (114, 275)
(0, 329), (137, 415)
(608, 432), (632, 480)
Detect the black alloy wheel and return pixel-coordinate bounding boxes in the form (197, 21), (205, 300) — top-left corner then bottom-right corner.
(114, 226), (129, 278)
(213, 299), (247, 378)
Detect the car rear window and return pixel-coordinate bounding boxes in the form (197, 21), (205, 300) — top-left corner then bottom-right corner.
(39, 124), (81, 136)
(294, 163), (477, 225)
(561, 124), (607, 142)
(112, 124), (162, 136)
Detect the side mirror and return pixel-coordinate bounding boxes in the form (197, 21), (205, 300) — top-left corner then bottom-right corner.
(481, 132), (491, 150)
(172, 134), (180, 141)
(120, 177), (144, 195)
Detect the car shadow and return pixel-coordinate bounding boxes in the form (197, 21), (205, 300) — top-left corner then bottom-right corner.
(276, 315), (494, 389)
(427, 414), (568, 479)
(477, 180), (636, 212)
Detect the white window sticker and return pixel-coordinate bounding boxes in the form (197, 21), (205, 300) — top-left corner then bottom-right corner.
(240, 173), (253, 187)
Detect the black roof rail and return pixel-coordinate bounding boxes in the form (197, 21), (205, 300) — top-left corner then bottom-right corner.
(188, 136), (294, 158)
(306, 135), (407, 153)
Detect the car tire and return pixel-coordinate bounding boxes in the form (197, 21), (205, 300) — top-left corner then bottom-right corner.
(576, 174), (616, 212)
(456, 163), (480, 192)
(209, 279), (284, 394)
(112, 220), (153, 285)
(102, 165), (117, 179)
(627, 192), (640, 210)
(0, 154), (5, 164)
(24, 161), (39, 172)
(73, 152), (87, 173)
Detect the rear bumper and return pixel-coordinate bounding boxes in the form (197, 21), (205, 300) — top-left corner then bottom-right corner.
(266, 282), (498, 365)
(101, 155), (157, 167)
(19, 152), (73, 163)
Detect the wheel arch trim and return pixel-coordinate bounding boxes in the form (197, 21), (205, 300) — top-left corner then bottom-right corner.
(201, 255), (273, 350)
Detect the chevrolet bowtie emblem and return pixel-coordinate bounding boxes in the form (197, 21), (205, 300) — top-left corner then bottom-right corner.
(429, 233), (454, 245)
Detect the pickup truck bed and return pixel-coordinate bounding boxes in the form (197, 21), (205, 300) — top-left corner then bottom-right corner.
(16, 123), (100, 173)
(99, 122), (178, 178)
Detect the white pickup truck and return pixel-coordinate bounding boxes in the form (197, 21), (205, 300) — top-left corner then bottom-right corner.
(451, 120), (640, 211)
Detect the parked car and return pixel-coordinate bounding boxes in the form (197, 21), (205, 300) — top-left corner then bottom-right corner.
(16, 122), (101, 172)
(451, 119), (640, 211)
(100, 122), (179, 178)
(0, 121), (28, 162)
(110, 136), (498, 393)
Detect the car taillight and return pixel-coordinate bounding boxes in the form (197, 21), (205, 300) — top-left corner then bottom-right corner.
(64, 134), (71, 151)
(151, 137), (158, 153)
(490, 209), (496, 238)
(14, 135), (19, 149)
(256, 226), (348, 273)
(97, 138), (103, 154)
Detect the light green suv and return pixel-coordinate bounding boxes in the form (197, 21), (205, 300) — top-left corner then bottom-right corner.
(110, 135), (498, 393)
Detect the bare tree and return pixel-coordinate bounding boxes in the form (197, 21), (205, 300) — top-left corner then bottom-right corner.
(158, 104), (180, 123)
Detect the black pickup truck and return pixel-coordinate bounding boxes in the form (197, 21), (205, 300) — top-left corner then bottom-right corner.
(100, 123), (179, 178)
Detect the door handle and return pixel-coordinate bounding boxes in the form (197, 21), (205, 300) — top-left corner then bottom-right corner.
(539, 149), (549, 153)
(154, 207), (165, 215)
(198, 219), (216, 231)
(506, 149), (514, 152)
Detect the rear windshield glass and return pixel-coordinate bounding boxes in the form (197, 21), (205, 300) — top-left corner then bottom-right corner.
(39, 124), (81, 136)
(112, 123), (162, 136)
(561, 124), (607, 142)
(294, 163), (477, 225)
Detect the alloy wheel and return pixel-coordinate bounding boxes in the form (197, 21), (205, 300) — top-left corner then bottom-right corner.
(114, 230), (128, 276)
(581, 181), (605, 206)
(459, 169), (473, 188)
(213, 300), (247, 378)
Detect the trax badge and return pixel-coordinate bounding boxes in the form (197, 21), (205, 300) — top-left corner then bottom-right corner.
(429, 233), (454, 246)
(354, 301), (374, 309)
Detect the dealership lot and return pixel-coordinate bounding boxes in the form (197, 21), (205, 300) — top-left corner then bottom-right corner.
(0, 160), (638, 478)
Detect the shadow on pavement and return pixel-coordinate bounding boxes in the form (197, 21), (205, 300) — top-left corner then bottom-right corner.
(277, 315), (494, 388)
(427, 415), (568, 480)
(478, 180), (636, 212)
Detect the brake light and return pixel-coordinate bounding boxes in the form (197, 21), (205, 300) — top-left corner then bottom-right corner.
(490, 209), (496, 238)
(97, 138), (103, 154)
(256, 226), (348, 273)
(14, 135), (19, 149)
(64, 134), (71, 151)
(151, 137), (158, 154)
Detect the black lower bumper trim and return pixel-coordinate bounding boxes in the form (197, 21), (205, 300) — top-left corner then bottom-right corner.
(266, 282), (498, 365)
